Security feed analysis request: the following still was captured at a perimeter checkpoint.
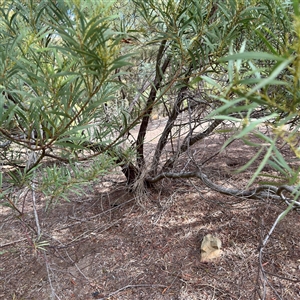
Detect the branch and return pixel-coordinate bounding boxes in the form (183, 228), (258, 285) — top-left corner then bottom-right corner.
(151, 68), (193, 174)
(128, 74), (155, 115)
(136, 39), (171, 168)
(146, 170), (300, 208)
(161, 119), (224, 171)
(159, 109), (273, 172)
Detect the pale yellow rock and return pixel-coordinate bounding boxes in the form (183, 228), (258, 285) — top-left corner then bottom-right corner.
(200, 234), (222, 262)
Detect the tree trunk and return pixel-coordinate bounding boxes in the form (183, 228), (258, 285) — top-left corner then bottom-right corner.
(136, 39), (171, 168)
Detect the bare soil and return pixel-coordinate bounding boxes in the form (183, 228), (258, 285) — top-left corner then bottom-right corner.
(1, 120), (300, 300)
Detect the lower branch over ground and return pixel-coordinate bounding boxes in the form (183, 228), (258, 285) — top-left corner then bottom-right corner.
(146, 171), (300, 209)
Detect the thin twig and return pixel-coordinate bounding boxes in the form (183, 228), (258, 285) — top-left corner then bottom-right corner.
(43, 252), (61, 300)
(0, 238), (26, 248)
(27, 141), (41, 236)
(96, 284), (167, 300)
(65, 250), (90, 281)
(264, 271), (300, 283)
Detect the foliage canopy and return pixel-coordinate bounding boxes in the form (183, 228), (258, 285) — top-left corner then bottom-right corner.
(0, 0), (300, 207)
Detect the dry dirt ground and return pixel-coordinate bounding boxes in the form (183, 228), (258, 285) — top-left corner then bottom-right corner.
(1, 120), (300, 300)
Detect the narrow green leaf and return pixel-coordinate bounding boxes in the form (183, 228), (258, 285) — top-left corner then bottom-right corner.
(236, 147), (263, 173)
(200, 76), (222, 90)
(211, 115), (242, 122)
(254, 29), (279, 55)
(246, 58), (294, 96)
(248, 144), (274, 187)
(293, 0), (300, 16)
(220, 52), (286, 62)
(241, 137), (263, 147)
(206, 97), (247, 117)
(278, 196), (298, 222)
(234, 114), (278, 140)
(273, 147), (293, 173)
(267, 160), (289, 176)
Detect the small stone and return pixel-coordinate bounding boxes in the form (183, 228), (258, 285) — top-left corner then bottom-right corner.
(200, 234), (222, 262)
